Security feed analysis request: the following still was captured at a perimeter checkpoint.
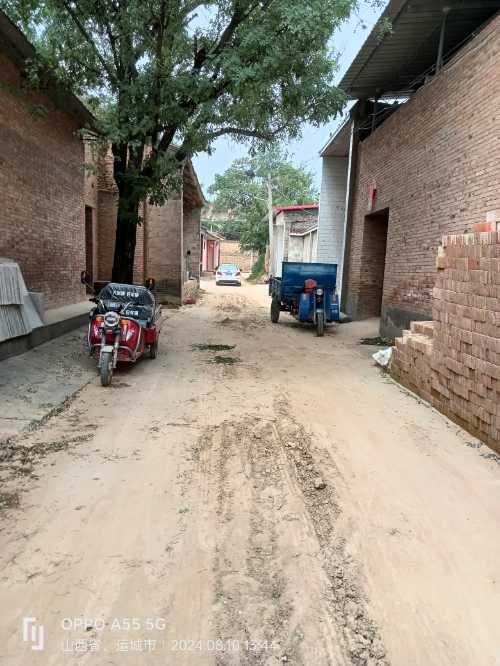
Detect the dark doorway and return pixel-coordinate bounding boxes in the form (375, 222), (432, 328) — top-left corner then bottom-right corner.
(85, 206), (94, 290)
(359, 208), (389, 317)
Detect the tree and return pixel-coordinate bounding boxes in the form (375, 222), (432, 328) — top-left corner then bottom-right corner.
(2, 0), (365, 282)
(208, 146), (318, 253)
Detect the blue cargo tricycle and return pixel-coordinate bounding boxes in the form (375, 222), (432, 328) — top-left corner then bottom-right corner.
(269, 262), (340, 336)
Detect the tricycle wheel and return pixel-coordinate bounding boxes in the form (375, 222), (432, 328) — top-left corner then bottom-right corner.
(316, 312), (325, 337)
(100, 350), (113, 386)
(270, 298), (280, 323)
(149, 340), (158, 359)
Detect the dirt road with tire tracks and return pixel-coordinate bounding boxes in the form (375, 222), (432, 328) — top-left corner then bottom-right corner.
(1, 281), (500, 665)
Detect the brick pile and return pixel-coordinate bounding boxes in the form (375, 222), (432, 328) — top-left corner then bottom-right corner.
(390, 231), (500, 452)
(391, 321), (434, 403)
(431, 232), (500, 447)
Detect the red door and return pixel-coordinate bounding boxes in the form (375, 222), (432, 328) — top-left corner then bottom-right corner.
(207, 241), (214, 271)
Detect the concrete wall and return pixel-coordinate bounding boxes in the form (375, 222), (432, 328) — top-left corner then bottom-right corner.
(288, 236), (304, 262)
(343, 16), (500, 337)
(183, 206), (201, 281)
(0, 52), (87, 308)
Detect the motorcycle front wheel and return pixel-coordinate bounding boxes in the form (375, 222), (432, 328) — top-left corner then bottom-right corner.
(100, 350), (113, 386)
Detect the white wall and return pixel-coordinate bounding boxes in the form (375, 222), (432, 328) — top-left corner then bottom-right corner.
(311, 230), (318, 261)
(317, 156), (349, 267)
(288, 236), (303, 262)
(273, 223), (284, 277)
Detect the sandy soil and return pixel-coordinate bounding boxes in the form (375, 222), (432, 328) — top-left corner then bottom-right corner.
(1, 281), (500, 666)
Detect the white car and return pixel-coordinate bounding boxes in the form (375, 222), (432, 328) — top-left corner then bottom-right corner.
(215, 263), (242, 286)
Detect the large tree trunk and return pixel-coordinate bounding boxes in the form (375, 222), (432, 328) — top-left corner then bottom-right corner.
(111, 142), (143, 284)
(111, 197), (139, 284)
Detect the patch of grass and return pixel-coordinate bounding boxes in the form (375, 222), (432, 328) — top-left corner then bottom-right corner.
(163, 302), (180, 309)
(191, 343), (236, 352)
(247, 254), (266, 283)
(211, 355), (240, 365)
(360, 336), (394, 346)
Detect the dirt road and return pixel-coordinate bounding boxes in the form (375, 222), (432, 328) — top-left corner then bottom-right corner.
(1, 281), (500, 666)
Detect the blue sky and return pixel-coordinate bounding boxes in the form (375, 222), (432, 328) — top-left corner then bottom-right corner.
(192, 2), (386, 196)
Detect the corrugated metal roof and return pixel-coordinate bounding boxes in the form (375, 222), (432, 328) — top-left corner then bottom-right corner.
(340, 0), (500, 99)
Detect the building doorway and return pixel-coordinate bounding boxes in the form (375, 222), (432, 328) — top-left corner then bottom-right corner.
(359, 208), (389, 317)
(85, 206), (94, 290)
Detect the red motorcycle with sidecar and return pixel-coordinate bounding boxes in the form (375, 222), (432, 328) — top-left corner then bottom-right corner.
(81, 272), (162, 386)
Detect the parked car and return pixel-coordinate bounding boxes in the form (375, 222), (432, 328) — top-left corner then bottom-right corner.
(215, 263), (242, 286)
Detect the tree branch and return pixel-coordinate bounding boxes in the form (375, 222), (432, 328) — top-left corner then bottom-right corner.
(192, 0), (275, 72)
(205, 126), (277, 141)
(57, 0), (117, 83)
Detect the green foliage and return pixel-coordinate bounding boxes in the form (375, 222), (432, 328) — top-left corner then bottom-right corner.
(0, 0), (380, 275)
(248, 254), (265, 282)
(203, 217), (244, 241)
(1, 1), (356, 199)
(208, 146), (318, 252)
(375, 17), (393, 42)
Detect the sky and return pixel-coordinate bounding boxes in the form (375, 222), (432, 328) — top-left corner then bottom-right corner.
(192, 2), (386, 197)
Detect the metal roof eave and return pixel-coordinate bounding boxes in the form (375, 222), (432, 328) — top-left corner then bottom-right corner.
(339, 0), (500, 99)
(320, 116), (352, 158)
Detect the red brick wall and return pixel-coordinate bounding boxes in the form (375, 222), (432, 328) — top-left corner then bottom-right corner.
(96, 190), (117, 281)
(391, 231), (500, 453)
(147, 198), (183, 300)
(96, 155), (149, 286)
(220, 240), (254, 272)
(345, 16), (500, 336)
(0, 52), (86, 308)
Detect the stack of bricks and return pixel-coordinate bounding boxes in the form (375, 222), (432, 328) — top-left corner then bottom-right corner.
(431, 231), (500, 448)
(391, 321), (434, 403)
(391, 231), (500, 452)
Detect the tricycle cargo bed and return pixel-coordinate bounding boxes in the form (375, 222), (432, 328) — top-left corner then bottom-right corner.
(270, 262), (337, 297)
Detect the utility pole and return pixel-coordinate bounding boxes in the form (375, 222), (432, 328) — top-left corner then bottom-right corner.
(267, 173), (274, 275)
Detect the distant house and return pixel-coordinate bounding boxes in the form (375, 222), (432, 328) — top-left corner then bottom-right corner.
(200, 227), (223, 273)
(270, 205), (319, 277)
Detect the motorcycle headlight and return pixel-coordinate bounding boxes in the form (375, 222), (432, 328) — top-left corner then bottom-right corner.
(316, 288), (324, 296)
(103, 312), (120, 328)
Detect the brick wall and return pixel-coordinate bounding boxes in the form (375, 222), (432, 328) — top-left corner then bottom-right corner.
(219, 240), (254, 272)
(96, 190), (117, 281)
(344, 16), (500, 336)
(147, 198), (183, 300)
(96, 155), (145, 284)
(391, 231), (500, 453)
(0, 52), (87, 308)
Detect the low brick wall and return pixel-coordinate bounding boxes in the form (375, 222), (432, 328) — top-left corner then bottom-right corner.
(390, 231), (500, 452)
(391, 321), (434, 404)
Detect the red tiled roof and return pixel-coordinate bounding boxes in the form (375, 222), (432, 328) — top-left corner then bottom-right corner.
(273, 204), (319, 213)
